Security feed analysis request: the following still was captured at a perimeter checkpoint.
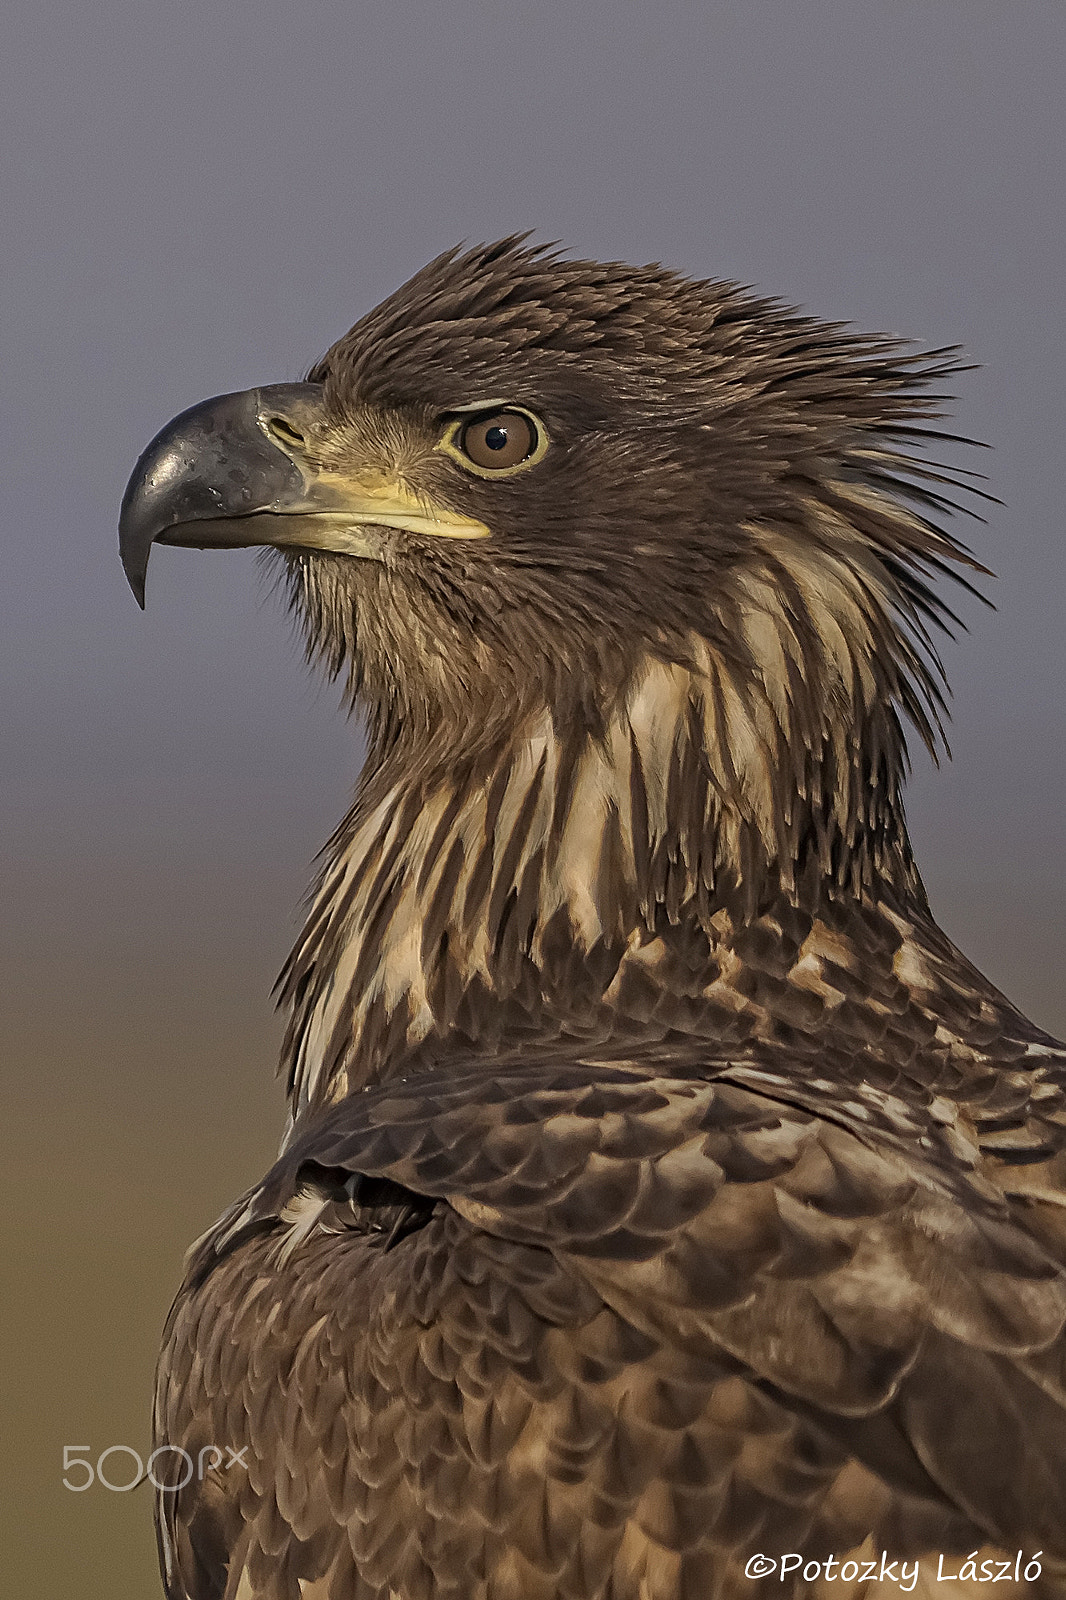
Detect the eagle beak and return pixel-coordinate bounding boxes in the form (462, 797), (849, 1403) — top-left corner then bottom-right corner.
(119, 382), (490, 607)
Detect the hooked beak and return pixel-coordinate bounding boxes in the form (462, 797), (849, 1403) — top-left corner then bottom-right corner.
(119, 382), (490, 607)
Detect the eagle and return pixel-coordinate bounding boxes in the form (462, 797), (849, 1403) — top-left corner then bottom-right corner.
(120, 239), (1066, 1600)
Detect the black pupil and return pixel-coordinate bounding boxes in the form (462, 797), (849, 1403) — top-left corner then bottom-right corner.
(484, 424), (509, 452)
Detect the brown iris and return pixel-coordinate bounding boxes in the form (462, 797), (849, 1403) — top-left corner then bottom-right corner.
(458, 410), (539, 471)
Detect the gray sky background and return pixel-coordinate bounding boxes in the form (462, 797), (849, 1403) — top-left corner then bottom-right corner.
(3, 3), (1065, 1594)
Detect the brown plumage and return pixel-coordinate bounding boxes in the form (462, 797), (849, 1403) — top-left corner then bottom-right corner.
(120, 239), (1066, 1599)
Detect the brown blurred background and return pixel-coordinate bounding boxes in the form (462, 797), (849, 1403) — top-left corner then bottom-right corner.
(4, 3), (1065, 1594)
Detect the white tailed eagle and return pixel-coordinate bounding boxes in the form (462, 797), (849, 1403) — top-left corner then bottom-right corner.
(120, 240), (1066, 1599)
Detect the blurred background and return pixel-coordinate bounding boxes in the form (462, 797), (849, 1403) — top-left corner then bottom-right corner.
(3, 2), (1064, 1592)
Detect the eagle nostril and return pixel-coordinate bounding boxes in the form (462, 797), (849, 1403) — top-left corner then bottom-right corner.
(266, 415), (308, 450)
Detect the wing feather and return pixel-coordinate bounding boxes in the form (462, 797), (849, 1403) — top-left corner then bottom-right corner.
(157, 1050), (1066, 1596)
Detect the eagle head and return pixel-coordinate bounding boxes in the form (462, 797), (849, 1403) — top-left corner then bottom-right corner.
(121, 238), (980, 750)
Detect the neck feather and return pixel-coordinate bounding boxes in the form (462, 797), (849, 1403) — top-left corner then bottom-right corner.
(278, 541), (930, 1119)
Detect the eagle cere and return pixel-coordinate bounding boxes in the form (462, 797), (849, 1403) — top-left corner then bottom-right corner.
(120, 239), (1066, 1600)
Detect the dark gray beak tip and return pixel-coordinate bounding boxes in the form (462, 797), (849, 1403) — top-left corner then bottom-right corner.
(119, 472), (151, 607)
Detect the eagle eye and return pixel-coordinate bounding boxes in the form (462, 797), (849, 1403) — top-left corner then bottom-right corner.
(440, 407), (547, 478)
